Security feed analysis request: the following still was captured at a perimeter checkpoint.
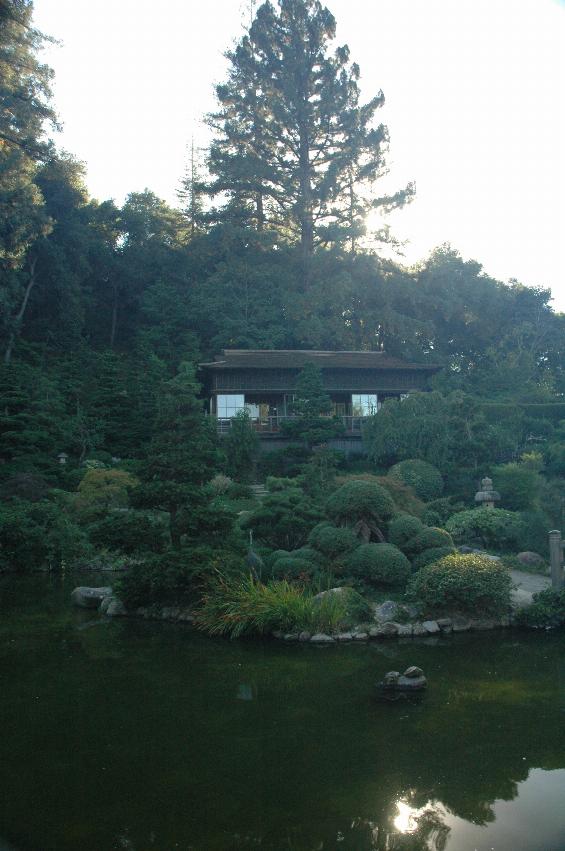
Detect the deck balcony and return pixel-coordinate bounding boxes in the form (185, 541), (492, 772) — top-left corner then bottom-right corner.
(215, 414), (368, 436)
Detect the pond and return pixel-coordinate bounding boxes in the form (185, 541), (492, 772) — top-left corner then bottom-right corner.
(1, 574), (564, 851)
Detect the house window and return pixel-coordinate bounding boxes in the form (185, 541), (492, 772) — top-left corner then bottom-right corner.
(351, 394), (379, 416)
(216, 394), (245, 418)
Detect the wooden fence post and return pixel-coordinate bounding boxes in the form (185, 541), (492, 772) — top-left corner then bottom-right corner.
(548, 530), (564, 591)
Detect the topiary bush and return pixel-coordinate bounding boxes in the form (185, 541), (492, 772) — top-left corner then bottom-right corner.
(407, 553), (512, 616)
(411, 546), (455, 572)
(388, 459), (444, 502)
(308, 523), (359, 559)
(270, 556), (320, 583)
(326, 480), (395, 541)
(241, 489), (324, 550)
(445, 507), (525, 552)
(403, 527), (455, 558)
(348, 543), (411, 587)
(387, 514), (424, 548)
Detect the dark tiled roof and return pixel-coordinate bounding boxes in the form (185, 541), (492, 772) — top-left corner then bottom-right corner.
(200, 350), (440, 372)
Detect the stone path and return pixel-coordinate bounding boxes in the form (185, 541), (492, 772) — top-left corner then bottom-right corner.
(510, 569), (550, 608)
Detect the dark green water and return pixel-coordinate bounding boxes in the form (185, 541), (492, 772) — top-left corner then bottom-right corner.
(1, 575), (565, 851)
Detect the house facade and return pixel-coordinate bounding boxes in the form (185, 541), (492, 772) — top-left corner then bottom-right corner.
(200, 350), (440, 451)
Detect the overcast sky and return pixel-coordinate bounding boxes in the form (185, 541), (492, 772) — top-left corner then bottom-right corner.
(33, 0), (565, 310)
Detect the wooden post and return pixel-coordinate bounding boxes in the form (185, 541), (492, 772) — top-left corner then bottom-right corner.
(548, 530), (564, 591)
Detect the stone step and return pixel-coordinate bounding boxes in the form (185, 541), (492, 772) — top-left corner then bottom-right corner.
(249, 483), (268, 499)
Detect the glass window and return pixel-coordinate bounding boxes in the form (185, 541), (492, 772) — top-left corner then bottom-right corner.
(216, 394), (245, 418)
(351, 394), (379, 416)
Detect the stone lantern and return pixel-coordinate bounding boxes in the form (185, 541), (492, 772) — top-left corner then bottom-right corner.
(474, 476), (500, 509)
(57, 452), (68, 466)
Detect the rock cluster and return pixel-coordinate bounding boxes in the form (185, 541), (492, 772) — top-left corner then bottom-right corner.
(376, 666), (427, 694)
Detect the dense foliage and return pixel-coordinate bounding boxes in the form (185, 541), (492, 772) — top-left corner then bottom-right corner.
(407, 554), (512, 616)
(0, 0), (563, 637)
(348, 543), (411, 587)
(388, 459), (444, 502)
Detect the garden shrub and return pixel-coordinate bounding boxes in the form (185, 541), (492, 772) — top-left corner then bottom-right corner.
(492, 462), (542, 512)
(241, 489), (324, 550)
(411, 546), (455, 572)
(266, 476), (299, 492)
(335, 474), (424, 517)
(0, 498), (91, 572)
(208, 474), (233, 495)
(407, 553), (512, 616)
(88, 510), (169, 555)
(270, 557), (320, 583)
(421, 497), (466, 526)
(257, 445), (311, 478)
(388, 459), (444, 501)
(445, 507), (526, 552)
(227, 481), (253, 499)
(516, 510), (550, 557)
(387, 514), (424, 548)
(115, 545), (245, 609)
(0, 473), (50, 502)
(348, 543), (411, 587)
(326, 480), (395, 541)
(75, 468), (138, 517)
(290, 546), (324, 565)
(308, 523), (359, 559)
(515, 588), (565, 629)
(403, 526), (454, 558)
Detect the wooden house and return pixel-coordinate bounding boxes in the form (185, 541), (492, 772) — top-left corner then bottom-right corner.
(200, 350), (440, 452)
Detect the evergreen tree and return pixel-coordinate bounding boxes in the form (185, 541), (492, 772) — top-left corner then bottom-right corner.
(0, 0), (59, 362)
(207, 0), (412, 264)
(282, 362), (343, 446)
(134, 363), (222, 547)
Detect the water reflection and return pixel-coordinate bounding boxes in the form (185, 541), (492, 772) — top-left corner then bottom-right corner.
(0, 574), (564, 851)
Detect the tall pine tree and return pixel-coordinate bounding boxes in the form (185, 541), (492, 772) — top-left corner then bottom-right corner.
(207, 0), (412, 265)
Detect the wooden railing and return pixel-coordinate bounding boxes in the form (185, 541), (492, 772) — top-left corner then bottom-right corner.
(216, 415), (367, 435)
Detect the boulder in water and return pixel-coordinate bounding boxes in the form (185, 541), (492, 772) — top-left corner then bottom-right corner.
(71, 586), (112, 609)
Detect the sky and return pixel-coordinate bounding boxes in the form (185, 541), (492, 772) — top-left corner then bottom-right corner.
(33, 0), (565, 311)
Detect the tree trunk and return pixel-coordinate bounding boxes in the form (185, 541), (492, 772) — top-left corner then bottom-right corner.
(255, 191), (264, 231)
(4, 256), (38, 365)
(298, 129), (313, 276)
(110, 284), (118, 349)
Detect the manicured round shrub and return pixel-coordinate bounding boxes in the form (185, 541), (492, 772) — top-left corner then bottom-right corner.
(348, 543), (411, 587)
(411, 546), (455, 572)
(326, 480), (395, 530)
(407, 553), (512, 616)
(290, 546), (324, 565)
(387, 514), (424, 548)
(403, 527), (454, 558)
(308, 523), (359, 558)
(445, 507), (525, 552)
(270, 557), (320, 582)
(388, 459), (444, 501)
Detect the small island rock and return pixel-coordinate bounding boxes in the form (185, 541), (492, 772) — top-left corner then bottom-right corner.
(71, 586), (112, 609)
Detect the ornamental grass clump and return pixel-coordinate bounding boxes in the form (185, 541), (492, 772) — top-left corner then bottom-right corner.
(407, 553), (512, 617)
(195, 573), (353, 638)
